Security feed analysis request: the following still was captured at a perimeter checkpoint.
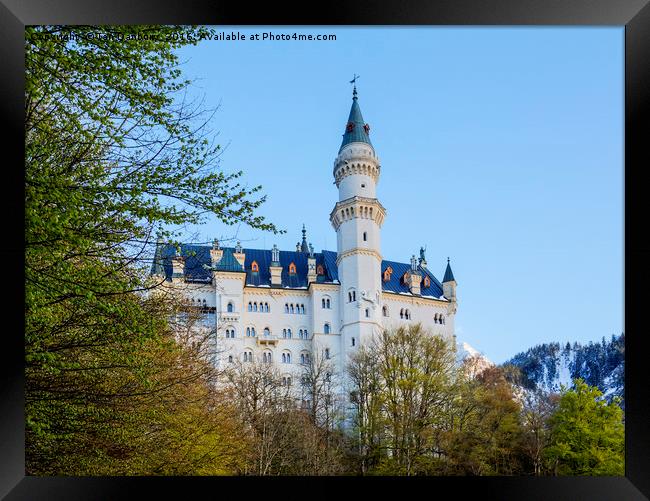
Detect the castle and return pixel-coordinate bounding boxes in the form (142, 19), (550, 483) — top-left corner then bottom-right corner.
(150, 85), (458, 394)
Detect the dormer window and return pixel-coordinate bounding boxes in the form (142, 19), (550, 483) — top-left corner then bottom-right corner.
(423, 276), (431, 288)
(251, 260), (259, 273)
(383, 266), (393, 282)
(317, 264), (324, 275)
(288, 262), (297, 275)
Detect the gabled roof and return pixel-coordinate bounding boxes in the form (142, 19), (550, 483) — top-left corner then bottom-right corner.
(215, 248), (244, 273)
(153, 243), (446, 298)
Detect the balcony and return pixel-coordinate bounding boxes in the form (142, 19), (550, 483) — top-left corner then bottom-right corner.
(256, 335), (280, 347)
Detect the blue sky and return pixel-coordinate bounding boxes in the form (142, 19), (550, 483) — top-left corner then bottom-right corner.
(173, 27), (623, 364)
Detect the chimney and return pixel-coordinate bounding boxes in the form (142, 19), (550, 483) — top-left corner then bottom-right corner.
(233, 241), (245, 267)
(407, 254), (421, 295)
(269, 244), (282, 286)
(210, 238), (223, 265)
(171, 254), (185, 281)
(307, 243), (317, 284)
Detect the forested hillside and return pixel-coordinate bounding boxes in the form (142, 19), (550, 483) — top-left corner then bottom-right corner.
(503, 334), (624, 406)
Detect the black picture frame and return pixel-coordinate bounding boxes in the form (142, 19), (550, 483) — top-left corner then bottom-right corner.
(2, 1), (648, 499)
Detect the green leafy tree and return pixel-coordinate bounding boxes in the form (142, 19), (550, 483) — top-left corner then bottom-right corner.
(545, 379), (624, 476)
(25, 25), (280, 475)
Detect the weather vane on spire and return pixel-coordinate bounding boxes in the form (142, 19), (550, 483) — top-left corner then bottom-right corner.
(349, 74), (360, 97)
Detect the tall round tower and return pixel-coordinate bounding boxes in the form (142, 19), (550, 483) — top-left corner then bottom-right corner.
(329, 85), (386, 353)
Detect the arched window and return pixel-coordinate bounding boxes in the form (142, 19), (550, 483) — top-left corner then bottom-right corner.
(441, 315), (445, 325)
(285, 304), (289, 313)
(325, 348), (330, 359)
(353, 291), (356, 301)
(289, 262), (297, 274)
(248, 302), (252, 312)
(383, 266), (393, 282)
(363, 232), (367, 241)
(423, 276), (431, 288)
(253, 302), (258, 312)
(227, 302), (234, 313)
(324, 323), (331, 334)
(228, 355), (233, 363)
(326, 298), (331, 308)
(285, 352), (291, 364)
(264, 327), (270, 337)
(317, 264), (324, 275)
(282, 353), (286, 363)
(351, 337), (356, 347)
(405, 309), (411, 320)
(400, 308), (404, 319)
(243, 352), (248, 362)
(383, 305), (388, 317)
(251, 260), (259, 272)
(287, 328), (292, 339)
(304, 329), (308, 339)
(322, 298), (326, 308)
(246, 327), (251, 337)
(290, 304), (294, 314)
(265, 303), (269, 312)
(365, 308), (370, 318)
(283, 329), (287, 339)
(434, 313), (438, 324)
(300, 304), (305, 314)
(287, 377), (292, 386)
(300, 353), (305, 364)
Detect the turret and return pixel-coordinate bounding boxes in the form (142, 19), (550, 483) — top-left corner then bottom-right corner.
(442, 257), (457, 305)
(329, 82), (385, 351)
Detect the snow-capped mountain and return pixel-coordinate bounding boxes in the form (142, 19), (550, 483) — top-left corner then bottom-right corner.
(456, 340), (493, 375)
(502, 334), (624, 407)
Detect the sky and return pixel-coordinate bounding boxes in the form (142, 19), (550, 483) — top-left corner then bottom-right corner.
(172, 27), (623, 364)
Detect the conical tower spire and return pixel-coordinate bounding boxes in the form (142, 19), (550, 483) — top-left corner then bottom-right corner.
(339, 80), (372, 153)
(443, 257), (456, 283)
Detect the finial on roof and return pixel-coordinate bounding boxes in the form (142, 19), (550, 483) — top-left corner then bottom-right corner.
(212, 238), (220, 250)
(300, 224), (309, 253)
(350, 73), (360, 100)
(410, 255), (418, 272)
(308, 242), (314, 258)
(235, 241), (242, 254)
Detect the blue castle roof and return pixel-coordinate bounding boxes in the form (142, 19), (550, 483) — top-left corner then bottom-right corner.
(153, 243), (445, 297)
